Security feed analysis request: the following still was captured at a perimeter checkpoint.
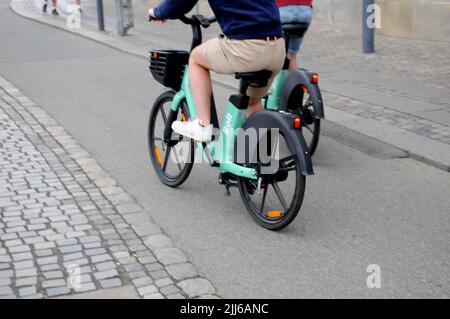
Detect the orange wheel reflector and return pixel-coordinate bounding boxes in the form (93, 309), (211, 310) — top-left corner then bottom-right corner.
(181, 114), (187, 122)
(266, 210), (283, 218)
(155, 147), (163, 166)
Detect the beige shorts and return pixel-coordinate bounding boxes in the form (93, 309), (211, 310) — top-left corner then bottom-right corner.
(204, 36), (286, 98)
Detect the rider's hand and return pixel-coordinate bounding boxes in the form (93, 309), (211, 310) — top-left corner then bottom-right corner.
(149, 8), (167, 23)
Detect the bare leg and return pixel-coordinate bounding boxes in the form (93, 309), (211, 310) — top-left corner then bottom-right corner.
(51, 0), (57, 6)
(247, 99), (263, 118)
(189, 44), (212, 126)
(287, 53), (299, 71)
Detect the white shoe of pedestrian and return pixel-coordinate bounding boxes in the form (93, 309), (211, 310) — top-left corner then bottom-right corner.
(171, 119), (213, 142)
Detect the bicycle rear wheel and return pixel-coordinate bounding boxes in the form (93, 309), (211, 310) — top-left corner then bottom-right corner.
(237, 131), (306, 230)
(148, 91), (194, 187)
(288, 87), (321, 156)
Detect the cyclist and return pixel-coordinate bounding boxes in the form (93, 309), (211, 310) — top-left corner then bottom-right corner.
(149, 1), (285, 142)
(276, 0), (313, 71)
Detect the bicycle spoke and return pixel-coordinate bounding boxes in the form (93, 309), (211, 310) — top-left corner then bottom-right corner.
(172, 145), (183, 172)
(259, 185), (268, 213)
(279, 155), (296, 169)
(162, 146), (172, 172)
(279, 154), (296, 166)
(272, 182), (288, 212)
(302, 122), (314, 134)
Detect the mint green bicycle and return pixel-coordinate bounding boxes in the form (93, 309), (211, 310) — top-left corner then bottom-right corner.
(148, 15), (314, 230)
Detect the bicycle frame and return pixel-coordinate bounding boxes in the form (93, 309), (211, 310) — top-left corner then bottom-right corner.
(170, 65), (259, 180)
(265, 70), (288, 110)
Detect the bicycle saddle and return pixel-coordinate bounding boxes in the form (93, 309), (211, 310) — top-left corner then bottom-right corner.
(235, 70), (272, 88)
(282, 23), (309, 38)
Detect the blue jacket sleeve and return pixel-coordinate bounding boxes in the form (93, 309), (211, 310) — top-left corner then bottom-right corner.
(154, 0), (199, 19)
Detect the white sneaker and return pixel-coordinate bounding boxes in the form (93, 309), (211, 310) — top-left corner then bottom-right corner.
(171, 119), (213, 142)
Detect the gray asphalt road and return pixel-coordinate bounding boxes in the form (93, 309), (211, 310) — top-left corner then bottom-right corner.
(1, 3), (449, 298)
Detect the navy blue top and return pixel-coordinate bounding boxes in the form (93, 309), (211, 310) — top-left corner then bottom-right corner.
(154, 0), (283, 40)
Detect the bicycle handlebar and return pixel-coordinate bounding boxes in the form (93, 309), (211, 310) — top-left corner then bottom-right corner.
(149, 14), (217, 27)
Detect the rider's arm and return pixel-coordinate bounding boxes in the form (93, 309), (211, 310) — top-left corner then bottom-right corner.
(154, 0), (199, 20)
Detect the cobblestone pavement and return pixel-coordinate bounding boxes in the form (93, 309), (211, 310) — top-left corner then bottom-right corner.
(0, 75), (216, 299)
(29, 0), (449, 146)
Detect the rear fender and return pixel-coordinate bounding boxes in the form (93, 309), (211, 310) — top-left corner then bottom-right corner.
(280, 69), (325, 119)
(236, 110), (314, 176)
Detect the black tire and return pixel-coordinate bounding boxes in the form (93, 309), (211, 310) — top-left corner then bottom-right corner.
(288, 88), (321, 156)
(148, 91), (194, 187)
(237, 132), (306, 230)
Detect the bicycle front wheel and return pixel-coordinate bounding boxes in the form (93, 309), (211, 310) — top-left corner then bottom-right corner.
(148, 91), (194, 187)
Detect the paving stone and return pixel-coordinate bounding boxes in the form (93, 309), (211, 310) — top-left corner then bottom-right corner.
(35, 249), (54, 257)
(37, 256), (58, 265)
(132, 276), (154, 288)
(137, 285), (158, 296)
(46, 287), (71, 297)
(131, 222), (162, 237)
(40, 264), (61, 271)
(58, 244), (82, 254)
(18, 286), (36, 297)
(12, 252), (33, 262)
(166, 263), (198, 281)
(90, 254), (112, 263)
(43, 271), (64, 280)
(74, 282), (96, 293)
(153, 248), (188, 266)
(16, 277), (37, 287)
(155, 278), (174, 288)
(15, 268), (37, 278)
(63, 252), (84, 261)
(42, 279), (67, 289)
(99, 278), (122, 289)
(0, 286), (13, 296)
(94, 261), (116, 271)
(160, 285), (179, 295)
(143, 293), (165, 299)
(177, 278), (216, 298)
(150, 270), (170, 280)
(94, 269), (118, 280)
(166, 293), (185, 299)
(144, 234), (174, 250)
(14, 260), (34, 270)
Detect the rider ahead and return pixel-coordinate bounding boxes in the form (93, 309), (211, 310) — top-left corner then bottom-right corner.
(149, 1), (286, 142)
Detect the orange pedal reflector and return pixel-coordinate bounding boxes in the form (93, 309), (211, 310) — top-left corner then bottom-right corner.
(181, 114), (187, 122)
(155, 147), (163, 166)
(266, 210), (283, 218)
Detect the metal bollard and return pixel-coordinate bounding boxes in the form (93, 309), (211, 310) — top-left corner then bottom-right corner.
(362, 0), (375, 54)
(115, 0), (135, 36)
(96, 0), (105, 31)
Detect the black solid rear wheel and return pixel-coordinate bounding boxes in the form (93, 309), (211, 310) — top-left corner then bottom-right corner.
(148, 91), (194, 187)
(237, 132), (306, 230)
(288, 87), (321, 156)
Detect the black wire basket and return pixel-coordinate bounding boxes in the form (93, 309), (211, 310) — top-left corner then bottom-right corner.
(149, 50), (189, 91)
